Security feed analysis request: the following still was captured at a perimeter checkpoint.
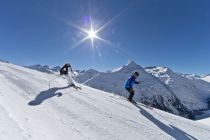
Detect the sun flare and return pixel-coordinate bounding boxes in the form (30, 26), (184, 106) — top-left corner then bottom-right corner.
(87, 28), (97, 40)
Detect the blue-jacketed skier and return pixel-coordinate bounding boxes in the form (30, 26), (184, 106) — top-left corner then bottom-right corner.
(125, 72), (140, 103)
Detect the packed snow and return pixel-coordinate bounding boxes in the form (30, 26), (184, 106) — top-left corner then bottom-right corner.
(0, 61), (210, 140)
(197, 115), (210, 127)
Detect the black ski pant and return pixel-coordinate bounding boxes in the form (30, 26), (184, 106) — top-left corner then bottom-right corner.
(126, 88), (135, 101)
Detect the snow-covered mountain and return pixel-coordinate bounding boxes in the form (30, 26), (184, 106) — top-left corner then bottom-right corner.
(0, 61), (210, 140)
(76, 61), (210, 119)
(201, 74), (210, 83)
(178, 73), (201, 80)
(145, 66), (210, 110)
(180, 73), (210, 84)
(26, 64), (61, 74)
(75, 69), (101, 84)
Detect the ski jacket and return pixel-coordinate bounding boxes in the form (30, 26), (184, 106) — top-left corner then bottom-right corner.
(125, 75), (139, 89)
(60, 64), (71, 75)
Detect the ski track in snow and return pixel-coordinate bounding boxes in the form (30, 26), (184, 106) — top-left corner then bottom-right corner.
(0, 103), (31, 140)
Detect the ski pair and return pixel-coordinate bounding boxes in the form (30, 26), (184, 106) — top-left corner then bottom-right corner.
(68, 84), (82, 90)
(128, 99), (153, 110)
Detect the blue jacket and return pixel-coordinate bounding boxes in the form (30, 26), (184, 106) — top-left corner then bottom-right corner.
(125, 75), (139, 89)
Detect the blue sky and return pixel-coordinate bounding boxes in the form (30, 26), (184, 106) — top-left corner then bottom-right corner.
(0, 0), (210, 74)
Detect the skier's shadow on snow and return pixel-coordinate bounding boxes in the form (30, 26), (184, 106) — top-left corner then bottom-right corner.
(28, 86), (70, 106)
(133, 104), (197, 140)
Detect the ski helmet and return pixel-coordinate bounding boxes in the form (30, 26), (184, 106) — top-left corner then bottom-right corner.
(134, 71), (139, 77)
(66, 63), (71, 67)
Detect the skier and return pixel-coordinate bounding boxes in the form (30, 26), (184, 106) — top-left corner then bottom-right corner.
(125, 72), (140, 103)
(60, 63), (75, 87)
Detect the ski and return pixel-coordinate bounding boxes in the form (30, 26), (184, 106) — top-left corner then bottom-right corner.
(71, 85), (82, 90)
(128, 100), (137, 104)
(74, 86), (82, 90)
(127, 99), (153, 110)
(137, 103), (153, 110)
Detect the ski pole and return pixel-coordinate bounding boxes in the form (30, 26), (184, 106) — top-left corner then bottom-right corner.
(48, 75), (60, 89)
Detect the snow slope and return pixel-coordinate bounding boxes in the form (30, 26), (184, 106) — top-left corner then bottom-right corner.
(197, 115), (210, 127)
(1, 62), (210, 139)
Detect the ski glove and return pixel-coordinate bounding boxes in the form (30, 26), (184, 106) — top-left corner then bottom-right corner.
(136, 81), (141, 84)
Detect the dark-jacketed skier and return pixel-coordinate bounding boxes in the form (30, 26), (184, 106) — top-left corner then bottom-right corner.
(60, 63), (75, 86)
(125, 72), (140, 103)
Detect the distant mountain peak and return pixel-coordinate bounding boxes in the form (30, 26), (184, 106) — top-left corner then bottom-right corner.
(126, 60), (138, 67)
(145, 66), (173, 75)
(86, 69), (100, 73)
(114, 60), (143, 73)
(0, 59), (9, 63)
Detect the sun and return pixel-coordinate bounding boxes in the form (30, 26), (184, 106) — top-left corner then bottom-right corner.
(57, 1), (135, 53)
(88, 28), (97, 40)
(63, 17), (117, 51)
(86, 26), (99, 46)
